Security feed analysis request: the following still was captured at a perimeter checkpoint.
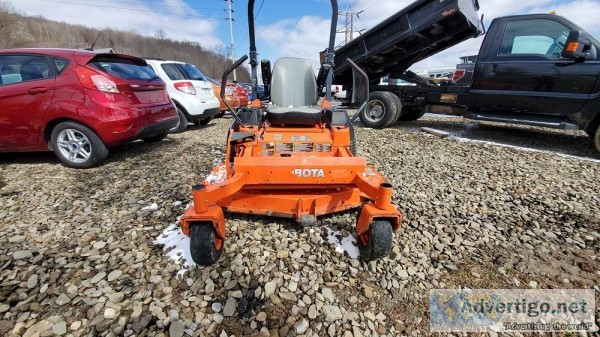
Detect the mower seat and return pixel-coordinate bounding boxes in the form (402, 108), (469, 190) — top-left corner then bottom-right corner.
(267, 57), (322, 125)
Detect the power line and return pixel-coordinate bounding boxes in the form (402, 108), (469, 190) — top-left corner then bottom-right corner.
(255, 0), (265, 19)
(35, 0), (223, 20)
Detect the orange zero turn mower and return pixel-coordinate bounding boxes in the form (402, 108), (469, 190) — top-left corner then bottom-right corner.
(181, 0), (402, 265)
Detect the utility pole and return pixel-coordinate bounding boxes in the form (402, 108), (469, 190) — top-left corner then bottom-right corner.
(226, 0), (237, 81)
(340, 8), (364, 46)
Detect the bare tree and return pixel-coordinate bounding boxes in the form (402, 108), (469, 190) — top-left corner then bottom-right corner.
(154, 29), (167, 40)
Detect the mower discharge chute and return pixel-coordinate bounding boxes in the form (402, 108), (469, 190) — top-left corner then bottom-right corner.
(180, 0), (403, 266)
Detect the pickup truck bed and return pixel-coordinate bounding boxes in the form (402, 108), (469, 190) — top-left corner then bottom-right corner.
(333, 0), (483, 85)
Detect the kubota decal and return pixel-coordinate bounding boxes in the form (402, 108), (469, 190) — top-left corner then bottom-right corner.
(292, 169), (326, 178)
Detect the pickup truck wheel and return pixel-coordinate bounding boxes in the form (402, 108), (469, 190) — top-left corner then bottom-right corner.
(169, 107), (188, 134)
(398, 107), (426, 121)
(50, 121), (109, 169)
(360, 91), (398, 129)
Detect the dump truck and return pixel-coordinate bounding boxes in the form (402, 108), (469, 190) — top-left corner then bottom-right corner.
(331, 0), (484, 127)
(333, 0), (600, 154)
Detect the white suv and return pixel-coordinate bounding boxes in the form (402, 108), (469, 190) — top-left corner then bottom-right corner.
(145, 59), (220, 133)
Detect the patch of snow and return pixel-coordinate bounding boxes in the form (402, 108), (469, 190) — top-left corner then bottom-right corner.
(423, 113), (460, 119)
(205, 164), (227, 184)
(141, 203), (159, 211)
(155, 212), (196, 278)
(323, 226), (360, 259)
(453, 137), (600, 163)
(172, 201), (182, 207)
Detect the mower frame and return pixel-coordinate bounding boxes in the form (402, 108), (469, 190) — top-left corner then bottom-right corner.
(180, 0), (402, 265)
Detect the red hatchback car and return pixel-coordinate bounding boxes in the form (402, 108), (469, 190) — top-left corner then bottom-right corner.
(0, 48), (178, 168)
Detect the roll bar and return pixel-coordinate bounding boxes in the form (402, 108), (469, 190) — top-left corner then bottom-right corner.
(247, 0), (338, 100)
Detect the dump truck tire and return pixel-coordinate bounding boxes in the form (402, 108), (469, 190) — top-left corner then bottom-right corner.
(360, 91), (398, 129)
(398, 106), (426, 121)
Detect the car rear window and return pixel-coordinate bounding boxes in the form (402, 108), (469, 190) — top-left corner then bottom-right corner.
(89, 57), (156, 80)
(161, 63), (186, 81)
(176, 63), (207, 81)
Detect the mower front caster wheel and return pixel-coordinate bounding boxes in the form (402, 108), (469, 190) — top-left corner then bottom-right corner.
(190, 223), (223, 266)
(359, 221), (393, 261)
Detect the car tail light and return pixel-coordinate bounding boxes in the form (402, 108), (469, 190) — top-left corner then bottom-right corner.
(452, 69), (465, 82)
(225, 86), (235, 97)
(335, 86), (340, 93)
(174, 82), (196, 95)
(76, 66), (120, 93)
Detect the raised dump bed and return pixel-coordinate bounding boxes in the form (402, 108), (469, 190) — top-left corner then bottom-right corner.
(333, 0), (483, 85)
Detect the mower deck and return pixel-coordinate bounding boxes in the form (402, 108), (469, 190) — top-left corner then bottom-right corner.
(181, 114), (402, 264)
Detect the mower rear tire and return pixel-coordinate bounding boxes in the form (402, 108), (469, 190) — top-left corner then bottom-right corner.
(360, 91), (399, 129)
(359, 220), (393, 261)
(349, 124), (357, 156)
(190, 223), (223, 266)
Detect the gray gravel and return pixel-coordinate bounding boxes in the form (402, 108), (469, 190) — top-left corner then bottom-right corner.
(0, 114), (598, 336)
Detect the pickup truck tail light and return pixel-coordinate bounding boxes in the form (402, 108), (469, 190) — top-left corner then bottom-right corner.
(452, 69), (466, 82)
(174, 82), (196, 95)
(76, 66), (120, 94)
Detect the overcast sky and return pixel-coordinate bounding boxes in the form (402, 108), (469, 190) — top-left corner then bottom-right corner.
(5, 0), (600, 73)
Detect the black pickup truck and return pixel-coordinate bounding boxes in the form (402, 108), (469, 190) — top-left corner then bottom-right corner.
(332, 0), (600, 154)
(441, 14), (600, 154)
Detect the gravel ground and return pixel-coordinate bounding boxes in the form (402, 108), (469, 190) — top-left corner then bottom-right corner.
(0, 114), (599, 337)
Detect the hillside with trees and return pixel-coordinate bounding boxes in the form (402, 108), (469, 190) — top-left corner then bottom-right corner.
(0, 2), (250, 81)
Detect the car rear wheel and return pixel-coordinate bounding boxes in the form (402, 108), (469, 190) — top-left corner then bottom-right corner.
(169, 107), (188, 133)
(198, 116), (214, 125)
(50, 121), (109, 169)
